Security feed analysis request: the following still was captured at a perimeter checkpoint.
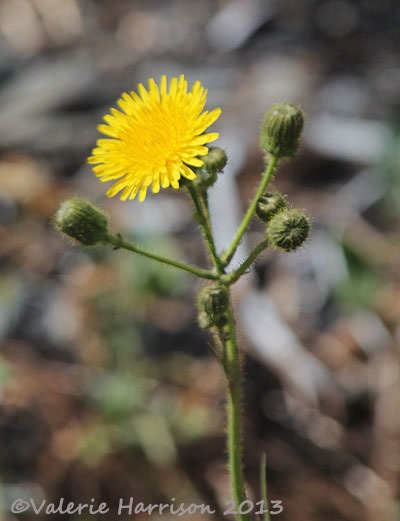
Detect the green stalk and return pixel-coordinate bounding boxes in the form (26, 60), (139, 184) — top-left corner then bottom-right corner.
(224, 239), (269, 285)
(188, 182), (250, 520)
(187, 184), (224, 274)
(218, 292), (250, 521)
(105, 232), (218, 280)
(221, 156), (278, 267)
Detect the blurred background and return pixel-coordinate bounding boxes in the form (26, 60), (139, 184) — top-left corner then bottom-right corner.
(1, 1), (400, 520)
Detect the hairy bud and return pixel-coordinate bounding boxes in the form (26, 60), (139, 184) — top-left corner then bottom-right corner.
(256, 192), (287, 223)
(54, 198), (109, 246)
(202, 147), (228, 174)
(197, 284), (229, 329)
(260, 103), (304, 158)
(267, 209), (310, 252)
(192, 147), (228, 190)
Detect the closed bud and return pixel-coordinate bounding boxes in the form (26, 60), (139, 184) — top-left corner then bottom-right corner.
(202, 147), (228, 174)
(54, 198), (109, 245)
(256, 192), (287, 223)
(267, 209), (310, 252)
(260, 103), (304, 158)
(193, 147), (228, 190)
(197, 284), (229, 329)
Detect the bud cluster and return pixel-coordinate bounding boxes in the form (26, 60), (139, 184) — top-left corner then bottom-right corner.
(256, 192), (310, 252)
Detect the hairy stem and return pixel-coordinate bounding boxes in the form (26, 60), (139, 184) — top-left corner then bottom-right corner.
(105, 232), (218, 280)
(221, 156), (278, 267)
(217, 292), (250, 521)
(188, 184), (224, 274)
(224, 239), (269, 285)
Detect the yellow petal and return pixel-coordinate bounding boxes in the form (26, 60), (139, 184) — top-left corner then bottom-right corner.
(88, 74), (221, 201)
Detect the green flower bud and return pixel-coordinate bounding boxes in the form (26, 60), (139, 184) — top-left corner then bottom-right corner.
(260, 103), (304, 158)
(202, 147), (228, 174)
(267, 209), (310, 252)
(54, 198), (109, 245)
(256, 192), (287, 223)
(197, 284), (229, 329)
(192, 147), (228, 190)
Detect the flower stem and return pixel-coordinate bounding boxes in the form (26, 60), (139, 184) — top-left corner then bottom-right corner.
(188, 184), (224, 274)
(218, 292), (250, 521)
(221, 156), (278, 268)
(224, 239), (269, 285)
(105, 232), (218, 280)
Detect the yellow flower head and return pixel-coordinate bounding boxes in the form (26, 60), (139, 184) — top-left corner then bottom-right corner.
(88, 75), (222, 202)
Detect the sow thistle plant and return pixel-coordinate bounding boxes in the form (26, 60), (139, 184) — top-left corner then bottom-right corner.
(55, 75), (310, 521)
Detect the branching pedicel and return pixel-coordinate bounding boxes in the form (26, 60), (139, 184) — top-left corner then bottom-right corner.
(54, 75), (310, 521)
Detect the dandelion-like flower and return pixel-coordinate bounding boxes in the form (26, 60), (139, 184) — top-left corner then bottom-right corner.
(88, 75), (221, 202)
